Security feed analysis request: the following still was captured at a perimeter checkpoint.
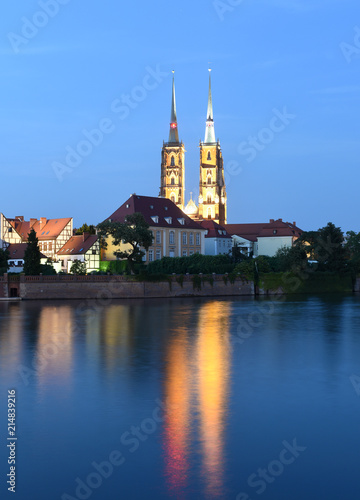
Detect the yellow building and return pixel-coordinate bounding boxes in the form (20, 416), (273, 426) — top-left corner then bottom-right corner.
(160, 72), (185, 211)
(182, 70), (227, 226)
(102, 194), (206, 263)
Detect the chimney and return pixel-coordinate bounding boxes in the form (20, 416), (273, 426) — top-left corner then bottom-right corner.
(15, 216), (24, 222)
(40, 217), (47, 226)
(30, 218), (37, 228)
(83, 232), (89, 242)
(293, 221), (296, 226)
(269, 219), (274, 223)
(279, 218), (283, 222)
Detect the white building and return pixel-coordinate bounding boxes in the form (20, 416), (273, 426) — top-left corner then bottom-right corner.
(199, 220), (233, 256)
(225, 219), (303, 257)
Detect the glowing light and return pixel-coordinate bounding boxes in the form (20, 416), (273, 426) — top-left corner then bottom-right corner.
(170, 123), (177, 129)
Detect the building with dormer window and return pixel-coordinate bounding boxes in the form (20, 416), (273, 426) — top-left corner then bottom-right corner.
(101, 194), (206, 263)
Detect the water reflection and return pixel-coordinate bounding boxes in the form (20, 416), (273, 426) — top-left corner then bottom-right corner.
(162, 300), (231, 498)
(36, 306), (74, 386)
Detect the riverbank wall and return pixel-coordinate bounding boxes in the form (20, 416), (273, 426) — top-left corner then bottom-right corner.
(0, 274), (254, 300)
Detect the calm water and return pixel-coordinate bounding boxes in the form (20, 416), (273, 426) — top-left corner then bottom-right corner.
(1, 294), (360, 500)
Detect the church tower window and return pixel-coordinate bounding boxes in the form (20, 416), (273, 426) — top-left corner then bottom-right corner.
(171, 156), (175, 166)
(207, 151), (211, 161)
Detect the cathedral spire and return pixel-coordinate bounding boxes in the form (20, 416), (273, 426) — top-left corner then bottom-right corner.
(204, 69), (216, 144)
(168, 71), (179, 143)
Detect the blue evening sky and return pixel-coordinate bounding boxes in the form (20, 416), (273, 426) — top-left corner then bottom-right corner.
(0, 0), (359, 232)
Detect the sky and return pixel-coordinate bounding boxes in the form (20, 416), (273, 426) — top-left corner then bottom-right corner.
(0, 0), (359, 232)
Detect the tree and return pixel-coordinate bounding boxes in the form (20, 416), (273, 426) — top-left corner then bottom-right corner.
(0, 248), (9, 274)
(23, 229), (41, 275)
(70, 259), (87, 275)
(345, 231), (360, 273)
(74, 223), (96, 235)
(300, 223), (346, 272)
(97, 213), (153, 274)
(273, 244), (308, 272)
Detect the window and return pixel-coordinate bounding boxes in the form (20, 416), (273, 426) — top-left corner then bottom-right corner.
(207, 176), (211, 185)
(196, 233), (200, 246)
(207, 194), (212, 203)
(171, 195), (175, 203)
(92, 250), (96, 255)
(79, 247), (84, 252)
(151, 216), (159, 224)
(182, 250), (187, 257)
(189, 233), (194, 245)
(189, 250), (194, 255)
(165, 217), (172, 224)
(171, 156), (175, 166)
(156, 249), (161, 260)
(148, 249), (154, 262)
(48, 242), (52, 251)
(177, 218), (185, 225)
(126, 204), (130, 208)
(169, 231), (175, 245)
(182, 232), (187, 245)
(169, 250), (175, 258)
(207, 151), (211, 160)
(156, 231), (161, 244)
(171, 177), (175, 185)
(208, 209), (211, 219)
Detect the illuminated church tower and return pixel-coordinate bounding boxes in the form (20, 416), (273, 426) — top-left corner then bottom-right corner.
(197, 70), (227, 226)
(160, 71), (185, 210)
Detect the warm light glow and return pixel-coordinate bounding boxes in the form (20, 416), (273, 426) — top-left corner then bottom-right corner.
(196, 301), (231, 498)
(163, 331), (191, 494)
(170, 123), (177, 129)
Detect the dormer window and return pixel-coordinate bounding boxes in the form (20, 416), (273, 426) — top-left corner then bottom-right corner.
(150, 205), (154, 209)
(177, 218), (185, 225)
(151, 216), (159, 224)
(165, 217), (172, 224)
(126, 204), (130, 208)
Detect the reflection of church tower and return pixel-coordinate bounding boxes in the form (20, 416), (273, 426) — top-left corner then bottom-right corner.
(198, 70), (227, 226)
(160, 71), (185, 210)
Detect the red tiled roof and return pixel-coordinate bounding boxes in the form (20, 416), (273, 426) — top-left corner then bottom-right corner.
(225, 220), (303, 241)
(258, 220), (302, 238)
(9, 217), (72, 240)
(199, 220), (232, 239)
(224, 223), (265, 242)
(58, 234), (98, 256)
(105, 195), (204, 230)
(7, 243), (47, 260)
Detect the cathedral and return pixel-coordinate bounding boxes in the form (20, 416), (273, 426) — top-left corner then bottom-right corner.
(160, 70), (227, 226)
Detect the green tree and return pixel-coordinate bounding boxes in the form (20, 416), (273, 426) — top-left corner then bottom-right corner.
(74, 223), (96, 235)
(300, 223), (346, 272)
(70, 259), (87, 275)
(97, 213), (153, 274)
(345, 231), (360, 273)
(0, 248), (10, 274)
(273, 244), (308, 272)
(23, 229), (41, 275)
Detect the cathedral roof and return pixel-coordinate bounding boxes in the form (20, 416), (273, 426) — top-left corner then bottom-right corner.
(184, 198), (199, 217)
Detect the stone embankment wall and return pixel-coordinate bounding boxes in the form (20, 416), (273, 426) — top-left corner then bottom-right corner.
(0, 274), (254, 300)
